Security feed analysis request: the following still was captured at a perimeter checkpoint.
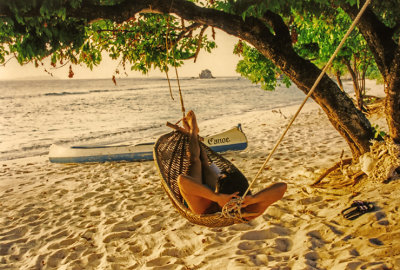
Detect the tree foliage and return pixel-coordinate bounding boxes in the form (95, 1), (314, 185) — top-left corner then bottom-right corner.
(0, 0), (216, 75)
(292, 7), (377, 110)
(234, 41), (290, 91)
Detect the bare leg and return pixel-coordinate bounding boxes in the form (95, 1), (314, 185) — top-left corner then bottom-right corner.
(184, 110), (219, 189)
(241, 182), (287, 220)
(185, 111), (202, 184)
(178, 175), (238, 214)
(185, 111), (219, 190)
(178, 110), (237, 214)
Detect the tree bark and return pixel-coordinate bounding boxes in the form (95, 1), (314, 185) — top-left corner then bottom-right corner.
(343, 2), (400, 143)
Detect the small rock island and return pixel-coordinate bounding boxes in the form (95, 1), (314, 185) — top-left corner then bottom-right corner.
(199, 69), (215, 79)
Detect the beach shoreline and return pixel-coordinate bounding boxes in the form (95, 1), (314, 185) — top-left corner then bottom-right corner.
(1, 81), (400, 269)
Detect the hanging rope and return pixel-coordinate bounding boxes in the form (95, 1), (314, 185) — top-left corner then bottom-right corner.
(164, 0), (186, 120)
(164, 22), (174, 101)
(222, 0), (372, 217)
(169, 32), (186, 119)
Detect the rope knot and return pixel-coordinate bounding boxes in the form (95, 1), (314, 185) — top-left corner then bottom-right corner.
(221, 197), (246, 223)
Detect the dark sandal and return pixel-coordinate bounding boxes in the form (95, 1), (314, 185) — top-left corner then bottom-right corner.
(341, 200), (375, 220)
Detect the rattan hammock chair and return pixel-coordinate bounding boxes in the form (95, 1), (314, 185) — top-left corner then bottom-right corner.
(153, 130), (251, 227)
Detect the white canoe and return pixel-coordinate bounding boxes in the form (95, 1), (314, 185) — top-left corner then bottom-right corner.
(49, 124), (248, 163)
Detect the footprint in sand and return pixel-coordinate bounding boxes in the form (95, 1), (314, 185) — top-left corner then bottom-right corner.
(94, 193), (115, 207)
(45, 228), (70, 243)
(375, 211), (390, 225)
(0, 239), (25, 256)
(103, 231), (133, 244)
(240, 230), (276, 241)
(161, 247), (190, 257)
(304, 251), (319, 261)
(269, 225), (292, 236)
(85, 253), (103, 268)
(369, 238), (384, 246)
(145, 256), (176, 267)
(105, 201), (122, 212)
(323, 222), (344, 236)
(0, 225), (29, 241)
(298, 196), (323, 205)
(81, 228), (97, 241)
(229, 223), (253, 231)
(95, 186), (106, 192)
(47, 237), (77, 250)
(131, 211), (156, 222)
(129, 242), (143, 254)
(89, 210), (101, 217)
(345, 261), (363, 270)
(274, 237), (293, 252)
(46, 248), (68, 268)
(55, 214), (72, 227)
(111, 221), (139, 232)
(240, 226), (292, 241)
(306, 230), (326, 249)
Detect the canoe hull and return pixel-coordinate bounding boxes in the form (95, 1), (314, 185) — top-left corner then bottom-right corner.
(49, 125), (247, 163)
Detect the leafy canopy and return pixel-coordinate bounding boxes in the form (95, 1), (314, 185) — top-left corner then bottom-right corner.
(294, 7), (375, 75)
(234, 41), (290, 91)
(1, 0), (399, 81)
(215, 0), (387, 90)
(0, 0), (216, 75)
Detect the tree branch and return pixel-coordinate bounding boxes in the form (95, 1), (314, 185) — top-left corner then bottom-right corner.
(176, 22), (202, 42)
(261, 11), (292, 48)
(1, 55), (16, 67)
(341, 2), (397, 78)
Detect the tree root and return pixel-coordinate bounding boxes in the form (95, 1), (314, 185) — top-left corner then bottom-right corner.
(311, 158), (352, 186)
(351, 171), (366, 186)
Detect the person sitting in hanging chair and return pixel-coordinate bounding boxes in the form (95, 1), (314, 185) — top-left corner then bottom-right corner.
(177, 110), (287, 220)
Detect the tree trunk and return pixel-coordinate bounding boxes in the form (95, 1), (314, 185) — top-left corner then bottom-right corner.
(343, 3), (400, 143)
(335, 70), (345, 92)
(344, 59), (363, 111)
(385, 60), (400, 143)
(361, 64), (367, 97)
(354, 56), (365, 111)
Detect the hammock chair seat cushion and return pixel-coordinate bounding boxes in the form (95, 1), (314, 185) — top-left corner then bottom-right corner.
(153, 130), (250, 227)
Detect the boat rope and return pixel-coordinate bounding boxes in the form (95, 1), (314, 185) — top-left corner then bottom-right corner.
(222, 0), (372, 217)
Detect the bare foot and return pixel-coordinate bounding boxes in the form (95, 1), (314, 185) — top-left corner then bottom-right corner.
(182, 117), (190, 133)
(241, 195), (257, 208)
(186, 110), (200, 135)
(216, 192), (239, 208)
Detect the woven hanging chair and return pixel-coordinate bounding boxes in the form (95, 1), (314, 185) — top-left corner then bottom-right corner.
(153, 130), (251, 227)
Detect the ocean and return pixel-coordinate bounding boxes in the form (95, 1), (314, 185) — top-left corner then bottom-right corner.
(0, 77), (307, 161)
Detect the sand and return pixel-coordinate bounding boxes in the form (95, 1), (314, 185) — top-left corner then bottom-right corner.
(1, 80), (400, 270)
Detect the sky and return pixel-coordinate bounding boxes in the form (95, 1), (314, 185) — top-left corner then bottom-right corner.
(0, 29), (241, 80)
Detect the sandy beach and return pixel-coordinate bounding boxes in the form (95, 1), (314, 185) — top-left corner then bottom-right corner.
(1, 80), (399, 270)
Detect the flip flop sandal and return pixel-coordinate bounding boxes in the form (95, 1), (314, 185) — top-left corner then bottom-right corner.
(341, 200), (375, 220)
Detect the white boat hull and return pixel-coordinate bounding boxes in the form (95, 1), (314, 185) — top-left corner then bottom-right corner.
(49, 125), (248, 163)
